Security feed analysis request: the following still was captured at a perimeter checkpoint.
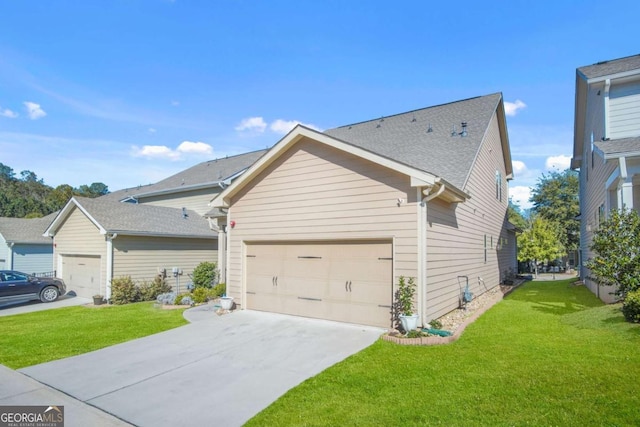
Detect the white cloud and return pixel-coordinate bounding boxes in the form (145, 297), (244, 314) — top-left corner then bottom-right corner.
(509, 185), (533, 210)
(235, 116), (267, 133)
(24, 101), (46, 120)
(176, 141), (213, 155)
(504, 99), (526, 117)
(148, 128), (157, 134)
(512, 160), (527, 176)
(171, 100), (180, 107)
(131, 141), (213, 161)
(270, 119), (320, 135)
(0, 108), (18, 118)
(131, 145), (181, 160)
(545, 154), (571, 171)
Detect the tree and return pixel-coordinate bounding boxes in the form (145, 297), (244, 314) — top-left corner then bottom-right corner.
(508, 198), (527, 230)
(585, 209), (640, 299)
(517, 216), (565, 277)
(46, 184), (75, 211)
(76, 182), (109, 198)
(530, 169), (580, 252)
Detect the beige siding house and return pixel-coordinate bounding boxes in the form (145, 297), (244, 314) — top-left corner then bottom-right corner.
(44, 197), (217, 299)
(572, 54), (640, 302)
(213, 93), (515, 328)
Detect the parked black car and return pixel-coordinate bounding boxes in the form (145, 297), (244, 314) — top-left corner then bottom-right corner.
(0, 270), (67, 304)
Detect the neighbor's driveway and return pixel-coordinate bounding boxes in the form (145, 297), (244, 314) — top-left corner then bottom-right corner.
(0, 294), (91, 317)
(20, 308), (383, 427)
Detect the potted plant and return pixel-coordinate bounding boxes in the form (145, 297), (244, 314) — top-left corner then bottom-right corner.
(396, 276), (419, 332)
(220, 295), (234, 310)
(93, 294), (104, 305)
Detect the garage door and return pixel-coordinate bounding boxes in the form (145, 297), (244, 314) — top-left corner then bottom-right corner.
(246, 241), (393, 327)
(61, 255), (101, 298)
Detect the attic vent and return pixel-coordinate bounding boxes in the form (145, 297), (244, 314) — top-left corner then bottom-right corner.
(427, 123), (433, 133)
(411, 115), (416, 122)
(182, 208), (188, 219)
(181, 179), (185, 185)
(461, 122), (468, 137)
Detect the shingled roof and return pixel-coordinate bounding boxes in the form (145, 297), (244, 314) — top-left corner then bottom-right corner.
(0, 213), (57, 244)
(324, 93), (506, 189)
(106, 149), (268, 201)
(45, 197), (216, 239)
(578, 54), (640, 80)
(594, 136), (640, 159)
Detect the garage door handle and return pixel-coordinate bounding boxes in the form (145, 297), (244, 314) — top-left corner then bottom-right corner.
(345, 281), (348, 291)
(298, 297), (322, 302)
(247, 291), (256, 295)
(378, 304), (392, 308)
(348, 281), (352, 292)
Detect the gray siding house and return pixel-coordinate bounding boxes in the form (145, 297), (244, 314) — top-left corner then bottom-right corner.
(572, 54), (640, 302)
(0, 214), (56, 274)
(213, 93), (515, 328)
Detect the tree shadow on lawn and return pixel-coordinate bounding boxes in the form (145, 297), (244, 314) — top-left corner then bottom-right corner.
(505, 280), (603, 317)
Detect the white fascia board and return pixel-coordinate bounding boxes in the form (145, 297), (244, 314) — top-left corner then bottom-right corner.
(43, 197), (107, 237)
(586, 69), (640, 84)
(214, 125), (442, 208)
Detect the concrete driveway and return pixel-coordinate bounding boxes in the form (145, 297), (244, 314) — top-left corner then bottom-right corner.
(20, 308), (384, 427)
(0, 293), (91, 317)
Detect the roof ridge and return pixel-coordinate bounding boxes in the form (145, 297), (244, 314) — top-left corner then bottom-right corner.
(585, 53), (640, 68)
(328, 93), (501, 130)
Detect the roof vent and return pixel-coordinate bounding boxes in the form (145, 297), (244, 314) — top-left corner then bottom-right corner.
(460, 122), (468, 137)
(182, 208), (188, 219)
(451, 125), (457, 136)
(411, 115), (417, 122)
(427, 123), (433, 133)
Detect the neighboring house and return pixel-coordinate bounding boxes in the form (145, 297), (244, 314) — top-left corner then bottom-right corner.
(212, 93), (515, 328)
(571, 54), (640, 302)
(0, 214), (56, 274)
(106, 150), (267, 216)
(45, 151), (267, 299)
(44, 197), (218, 299)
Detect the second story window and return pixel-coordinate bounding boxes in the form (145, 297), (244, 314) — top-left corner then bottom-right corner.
(495, 171), (502, 202)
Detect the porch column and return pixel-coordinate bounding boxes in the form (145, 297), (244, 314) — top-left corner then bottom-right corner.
(621, 180), (634, 210)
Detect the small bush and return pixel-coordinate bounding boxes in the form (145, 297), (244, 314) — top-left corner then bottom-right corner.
(139, 275), (173, 301)
(111, 276), (140, 305)
(211, 283), (226, 298)
(156, 292), (177, 305)
(180, 295), (194, 306)
(429, 319), (443, 329)
(406, 330), (427, 338)
(192, 287), (209, 304)
(192, 261), (218, 288)
(622, 290), (640, 323)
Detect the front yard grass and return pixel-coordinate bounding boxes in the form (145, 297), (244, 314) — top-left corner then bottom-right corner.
(247, 279), (640, 426)
(0, 302), (188, 369)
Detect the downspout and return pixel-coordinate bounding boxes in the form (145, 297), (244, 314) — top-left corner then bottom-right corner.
(8, 242), (14, 270)
(418, 183), (446, 326)
(207, 218), (225, 285)
(604, 79), (611, 140)
(106, 233), (118, 301)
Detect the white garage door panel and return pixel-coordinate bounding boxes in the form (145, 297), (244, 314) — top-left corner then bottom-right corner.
(246, 241), (392, 327)
(62, 255), (101, 298)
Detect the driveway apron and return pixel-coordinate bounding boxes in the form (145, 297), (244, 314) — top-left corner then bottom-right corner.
(20, 310), (383, 427)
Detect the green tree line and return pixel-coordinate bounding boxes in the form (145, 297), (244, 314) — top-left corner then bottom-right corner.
(0, 162), (109, 218)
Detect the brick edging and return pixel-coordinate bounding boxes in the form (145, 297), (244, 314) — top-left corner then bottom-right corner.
(382, 283), (522, 346)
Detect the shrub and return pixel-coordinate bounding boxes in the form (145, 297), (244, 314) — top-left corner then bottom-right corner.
(111, 276), (140, 305)
(429, 319), (443, 329)
(396, 276), (416, 315)
(211, 283), (226, 298)
(192, 287), (209, 304)
(156, 292), (177, 305)
(622, 290), (640, 323)
(192, 261), (218, 288)
(139, 275), (172, 301)
(586, 209), (640, 299)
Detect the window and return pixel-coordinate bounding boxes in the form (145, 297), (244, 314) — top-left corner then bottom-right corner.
(495, 171), (502, 202)
(598, 204), (605, 225)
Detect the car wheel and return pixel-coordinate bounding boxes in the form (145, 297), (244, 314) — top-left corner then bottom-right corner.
(40, 286), (59, 303)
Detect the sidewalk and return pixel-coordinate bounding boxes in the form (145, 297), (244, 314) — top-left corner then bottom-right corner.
(531, 272), (579, 281)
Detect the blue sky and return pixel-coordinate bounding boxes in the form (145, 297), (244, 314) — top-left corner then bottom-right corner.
(1, 1), (638, 209)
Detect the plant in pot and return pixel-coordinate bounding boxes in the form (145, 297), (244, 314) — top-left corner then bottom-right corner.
(396, 276), (418, 333)
(93, 294), (104, 305)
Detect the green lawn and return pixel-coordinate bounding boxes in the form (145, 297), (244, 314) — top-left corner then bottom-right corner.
(0, 302), (188, 369)
(247, 279), (640, 426)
